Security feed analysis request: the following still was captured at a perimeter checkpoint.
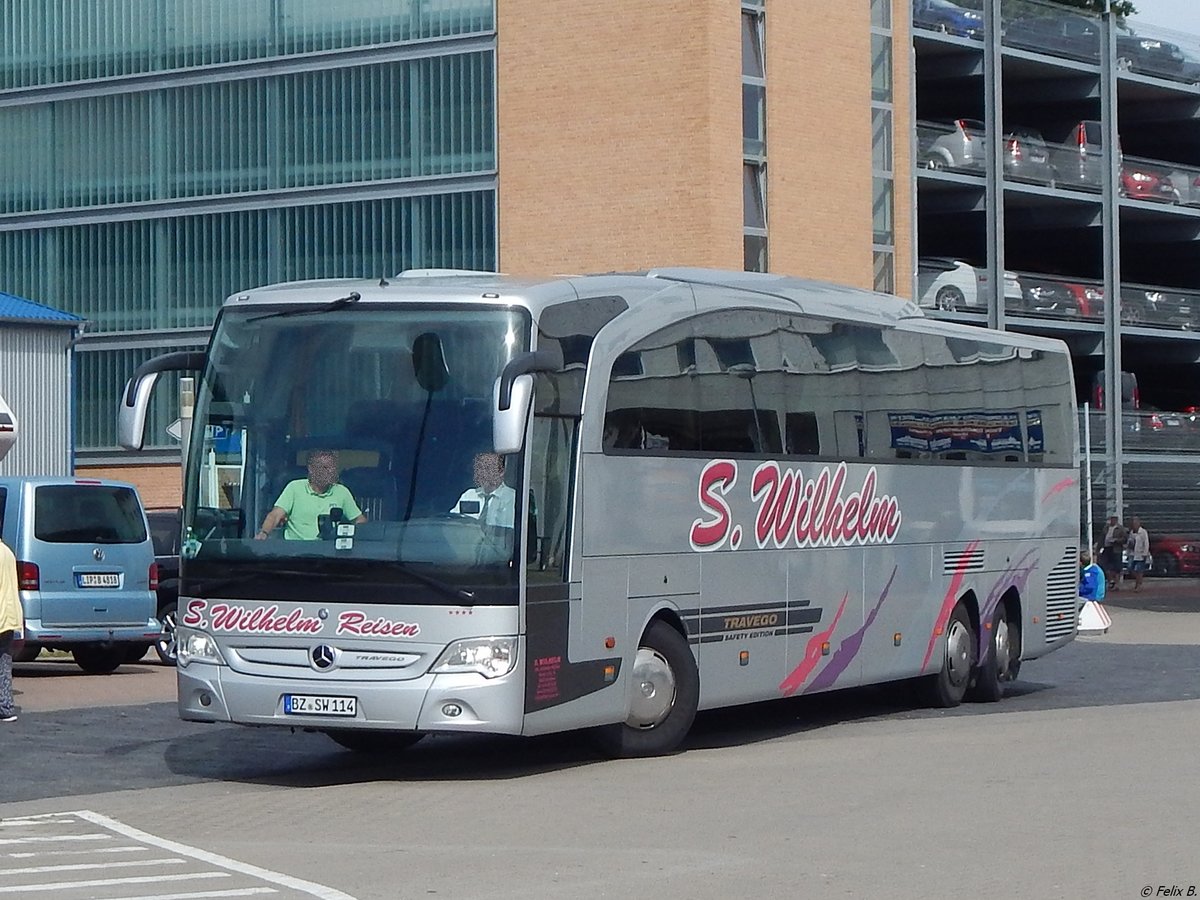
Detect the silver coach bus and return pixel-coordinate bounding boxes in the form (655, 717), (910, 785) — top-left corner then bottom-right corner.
(119, 268), (1080, 757)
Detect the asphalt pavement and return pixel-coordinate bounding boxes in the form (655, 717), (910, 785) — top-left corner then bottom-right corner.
(2, 578), (1199, 899)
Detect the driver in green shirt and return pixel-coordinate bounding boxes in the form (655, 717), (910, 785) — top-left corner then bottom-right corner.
(255, 449), (366, 541)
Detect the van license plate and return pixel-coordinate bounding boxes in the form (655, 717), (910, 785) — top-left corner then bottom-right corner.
(78, 573), (119, 588)
(283, 694), (357, 717)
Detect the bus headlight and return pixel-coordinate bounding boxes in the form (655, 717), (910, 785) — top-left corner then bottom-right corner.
(177, 631), (226, 668)
(431, 637), (516, 679)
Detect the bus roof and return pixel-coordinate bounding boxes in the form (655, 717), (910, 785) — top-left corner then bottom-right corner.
(221, 268), (1067, 354)
(225, 268), (920, 321)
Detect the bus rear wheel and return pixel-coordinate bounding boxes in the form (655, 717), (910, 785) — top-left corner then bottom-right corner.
(593, 620), (699, 758)
(324, 730), (424, 754)
(968, 601), (1021, 703)
(915, 603), (974, 708)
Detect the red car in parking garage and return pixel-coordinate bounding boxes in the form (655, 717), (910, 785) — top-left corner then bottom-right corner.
(1120, 162), (1181, 203)
(1150, 535), (1200, 577)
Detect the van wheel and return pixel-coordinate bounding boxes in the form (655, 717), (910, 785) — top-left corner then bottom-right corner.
(73, 645), (125, 675)
(915, 604), (975, 708)
(592, 620), (699, 758)
(123, 643), (151, 663)
(967, 601), (1021, 703)
(324, 731), (424, 753)
(13, 642), (41, 663)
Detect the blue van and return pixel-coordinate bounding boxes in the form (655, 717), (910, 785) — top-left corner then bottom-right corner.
(0, 477), (160, 674)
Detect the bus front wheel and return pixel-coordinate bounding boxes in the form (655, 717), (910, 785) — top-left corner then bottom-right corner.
(324, 730), (424, 754)
(915, 603), (974, 708)
(593, 620), (699, 758)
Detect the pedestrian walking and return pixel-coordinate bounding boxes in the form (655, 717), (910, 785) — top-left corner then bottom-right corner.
(1099, 514), (1126, 589)
(0, 537), (23, 723)
(1125, 516), (1151, 593)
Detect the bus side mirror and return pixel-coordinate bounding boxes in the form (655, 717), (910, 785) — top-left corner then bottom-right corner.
(492, 347), (563, 455)
(118, 372), (159, 451)
(493, 374), (533, 455)
(118, 351), (207, 451)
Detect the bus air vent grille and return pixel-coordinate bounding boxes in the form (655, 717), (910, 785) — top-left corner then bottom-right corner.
(1044, 546), (1080, 642)
(942, 546), (985, 575)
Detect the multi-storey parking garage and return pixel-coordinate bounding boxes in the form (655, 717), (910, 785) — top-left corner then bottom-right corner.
(913, 0), (1200, 553)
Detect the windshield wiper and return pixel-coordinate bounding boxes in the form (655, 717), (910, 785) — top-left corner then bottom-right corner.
(247, 291), (361, 323)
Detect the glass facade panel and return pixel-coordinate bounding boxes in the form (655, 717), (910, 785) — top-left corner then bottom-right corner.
(0, 0), (495, 89)
(870, 0), (892, 29)
(743, 164), (766, 229)
(744, 234), (768, 273)
(872, 177), (894, 244)
(0, 192), (495, 338)
(0, 5), (498, 458)
(741, 11), (764, 79)
(742, 83), (765, 158)
(873, 249), (895, 293)
(872, 107), (893, 174)
(0, 53), (495, 214)
(871, 32), (892, 103)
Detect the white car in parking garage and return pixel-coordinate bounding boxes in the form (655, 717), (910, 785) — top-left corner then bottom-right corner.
(917, 257), (1022, 312)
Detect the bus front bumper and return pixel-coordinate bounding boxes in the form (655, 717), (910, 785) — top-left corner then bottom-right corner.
(177, 652), (526, 735)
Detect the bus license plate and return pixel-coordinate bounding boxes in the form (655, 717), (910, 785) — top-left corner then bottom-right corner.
(78, 573), (120, 588)
(283, 694), (357, 717)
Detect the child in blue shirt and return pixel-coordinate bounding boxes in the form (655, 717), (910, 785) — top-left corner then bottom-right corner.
(1079, 550), (1107, 602)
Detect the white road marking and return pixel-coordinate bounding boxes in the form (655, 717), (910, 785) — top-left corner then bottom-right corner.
(0, 832), (112, 845)
(2, 811), (357, 900)
(0, 870), (230, 893)
(105, 891), (279, 900)
(1, 856), (186, 875)
(2, 845), (146, 859)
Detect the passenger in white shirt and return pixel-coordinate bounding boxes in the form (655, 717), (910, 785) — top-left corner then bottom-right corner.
(1125, 516), (1151, 592)
(452, 452), (517, 560)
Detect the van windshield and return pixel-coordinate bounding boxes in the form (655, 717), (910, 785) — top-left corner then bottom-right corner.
(35, 485), (149, 544)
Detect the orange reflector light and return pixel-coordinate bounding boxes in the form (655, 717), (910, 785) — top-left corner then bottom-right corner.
(603, 665), (616, 682)
(739, 650), (749, 666)
(604, 636), (616, 649)
(984, 621), (993, 630)
(1033, 616), (1040, 624)
(893, 632), (902, 646)
(934, 626), (944, 636)
(821, 641), (830, 656)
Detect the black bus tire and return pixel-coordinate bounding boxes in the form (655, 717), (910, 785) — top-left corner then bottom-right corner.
(968, 600), (1021, 703)
(915, 603), (974, 708)
(592, 619), (699, 758)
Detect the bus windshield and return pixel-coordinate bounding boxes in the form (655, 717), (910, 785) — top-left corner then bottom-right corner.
(182, 303), (531, 605)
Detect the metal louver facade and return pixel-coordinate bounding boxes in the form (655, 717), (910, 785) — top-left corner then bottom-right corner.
(0, 0), (498, 461)
(0, 325), (74, 476)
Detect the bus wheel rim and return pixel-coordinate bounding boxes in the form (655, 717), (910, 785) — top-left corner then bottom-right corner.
(945, 618), (972, 687)
(994, 617), (1011, 679)
(627, 647), (676, 729)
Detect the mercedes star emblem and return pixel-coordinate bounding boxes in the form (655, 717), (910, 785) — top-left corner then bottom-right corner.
(311, 644), (336, 671)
